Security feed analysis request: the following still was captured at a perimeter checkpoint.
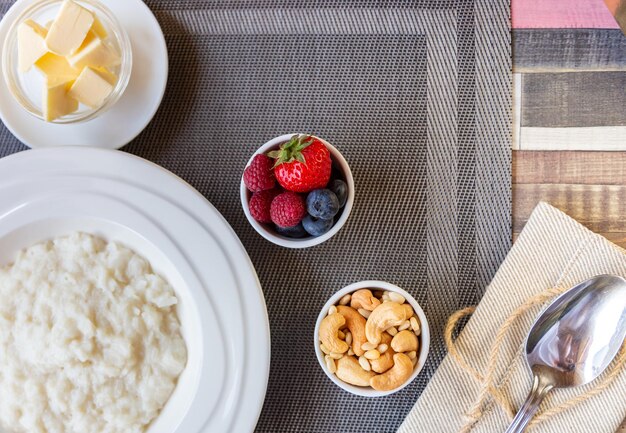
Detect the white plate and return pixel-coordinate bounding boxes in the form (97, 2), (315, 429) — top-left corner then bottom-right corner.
(0, 0), (168, 149)
(0, 148), (270, 433)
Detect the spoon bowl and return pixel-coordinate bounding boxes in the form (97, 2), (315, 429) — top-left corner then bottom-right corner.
(505, 274), (626, 433)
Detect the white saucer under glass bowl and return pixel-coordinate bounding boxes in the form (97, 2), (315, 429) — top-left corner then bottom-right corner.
(0, 148), (270, 433)
(0, 0), (168, 149)
(2, 0), (132, 124)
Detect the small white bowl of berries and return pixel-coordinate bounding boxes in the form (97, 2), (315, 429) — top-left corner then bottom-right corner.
(241, 133), (354, 248)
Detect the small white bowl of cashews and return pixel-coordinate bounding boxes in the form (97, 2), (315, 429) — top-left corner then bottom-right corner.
(314, 280), (430, 397)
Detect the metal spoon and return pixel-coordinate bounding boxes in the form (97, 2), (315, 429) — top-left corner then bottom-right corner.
(505, 274), (626, 433)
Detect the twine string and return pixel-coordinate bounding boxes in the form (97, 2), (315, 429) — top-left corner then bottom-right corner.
(445, 286), (626, 433)
(443, 307), (516, 419)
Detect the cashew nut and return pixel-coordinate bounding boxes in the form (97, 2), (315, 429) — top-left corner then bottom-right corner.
(370, 353), (414, 391)
(402, 304), (414, 318)
(350, 289), (382, 311)
(358, 355), (371, 371)
(319, 313), (349, 354)
(361, 341), (377, 351)
(388, 291), (406, 304)
(336, 355), (375, 386)
(365, 301), (411, 345)
(357, 308), (371, 318)
(410, 316), (421, 335)
(336, 305), (368, 357)
(339, 294), (352, 306)
(391, 330), (418, 353)
(370, 332), (395, 373)
(364, 349), (380, 360)
(398, 320), (411, 331)
(325, 355), (337, 373)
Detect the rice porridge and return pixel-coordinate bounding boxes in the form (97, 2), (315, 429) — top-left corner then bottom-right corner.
(0, 233), (187, 433)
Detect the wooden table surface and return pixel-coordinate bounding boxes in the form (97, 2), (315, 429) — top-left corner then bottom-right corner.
(513, 150), (626, 249)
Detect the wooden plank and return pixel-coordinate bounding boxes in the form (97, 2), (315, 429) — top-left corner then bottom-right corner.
(513, 151), (626, 185)
(597, 232), (626, 248)
(512, 29), (626, 72)
(511, 0), (619, 29)
(513, 184), (626, 233)
(512, 74), (522, 150)
(513, 151), (626, 249)
(519, 126), (626, 151)
(513, 232), (626, 249)
(521, 72), (626, 128)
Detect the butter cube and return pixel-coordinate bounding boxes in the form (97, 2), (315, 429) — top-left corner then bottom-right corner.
(35, 52), (81, 81)
(91, 14), (107, 39)
(45, 0), (94, 56)
(17, 20), (48, 72)
(92, 67), (117, 85)
(68, 31), (120, 69)
(44, 78), (78, 121)
(68, 66), (116, 108)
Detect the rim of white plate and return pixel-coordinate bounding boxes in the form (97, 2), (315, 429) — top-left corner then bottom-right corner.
(0, 147), (270, 433)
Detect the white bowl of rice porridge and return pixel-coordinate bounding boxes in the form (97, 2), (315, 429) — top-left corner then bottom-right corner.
(0, 222), (196, 433)
(0, 147), (270, 433)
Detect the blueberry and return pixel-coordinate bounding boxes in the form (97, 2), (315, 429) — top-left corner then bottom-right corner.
(329, 179), (348, 208)
(302, 215), (334, 237)
(276, 223), (308, 238)
(306, 189), (339, 219)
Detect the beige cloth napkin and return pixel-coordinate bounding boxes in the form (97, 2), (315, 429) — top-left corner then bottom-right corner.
(399, 202), (626, 433)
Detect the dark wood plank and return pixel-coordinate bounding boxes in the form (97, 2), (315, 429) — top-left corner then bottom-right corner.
(513, 151), (626, 185)
(512, 29), (626, 72)
(521, 72), (626, 127)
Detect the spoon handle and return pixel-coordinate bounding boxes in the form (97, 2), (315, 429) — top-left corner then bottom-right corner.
(505, 374), (553, 433)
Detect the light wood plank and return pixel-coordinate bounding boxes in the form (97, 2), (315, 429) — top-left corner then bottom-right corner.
(596, 232), (626, 248)
(513, 232), (626, 249)
(519, 126), (626, 151)
(513, 150), (626, 247)
(513, 151), (626, 185)
(513, 184), (626, 233)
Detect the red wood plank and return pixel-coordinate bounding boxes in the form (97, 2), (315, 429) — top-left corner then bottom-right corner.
(512, 0), (619, 29)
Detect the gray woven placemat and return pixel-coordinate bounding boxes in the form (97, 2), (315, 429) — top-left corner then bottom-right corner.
(0, 1), (511, 431)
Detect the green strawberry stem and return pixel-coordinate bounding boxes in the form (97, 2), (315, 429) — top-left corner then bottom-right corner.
(267, 134), (314, 167)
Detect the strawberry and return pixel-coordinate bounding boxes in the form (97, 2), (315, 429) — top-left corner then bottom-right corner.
(267, 135), (331, 193)
(249, 189), (280, 223)
(244, 154), (276, 192)
(270, 191), (306, 228)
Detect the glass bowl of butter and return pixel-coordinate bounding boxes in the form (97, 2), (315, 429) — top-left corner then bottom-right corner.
(2, 0), (132, 123)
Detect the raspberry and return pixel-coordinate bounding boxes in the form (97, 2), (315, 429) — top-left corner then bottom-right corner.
(244, 154), (276, 192)
(270, 192), (306, 228)
(249, 189), (280, 223)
